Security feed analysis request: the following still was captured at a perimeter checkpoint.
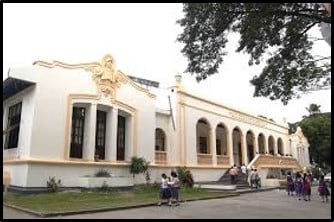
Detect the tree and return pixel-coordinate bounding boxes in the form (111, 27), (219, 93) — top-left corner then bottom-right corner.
(176, 166), (194, 188)
(298, 112), (331, 168)
(129, 156), (149, 180)
(177, 3), (331, 104)
(305, 103), (321, 115)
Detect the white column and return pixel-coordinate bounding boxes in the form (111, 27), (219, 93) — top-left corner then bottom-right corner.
(288, 138), (292, 156)
(83, 103), (97, 161)
(296, 145), (300, 162)
(105, 107), (113, 161)
(304, 145), (311, 167)
(110, 107), (118, 162)
(243, 134), (248, 165)
(264, 136), (268, 154)
(273, 139), (277, 155)
(228, 131), (234, 166)
(210, 127), (217, 166)
(253, 135), (258, 155)
(300, 147), (305, 166)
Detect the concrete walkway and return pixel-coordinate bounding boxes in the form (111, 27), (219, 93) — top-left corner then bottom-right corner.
(3, 187), (331, 219)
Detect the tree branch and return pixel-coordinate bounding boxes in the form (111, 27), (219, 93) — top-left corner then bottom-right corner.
(228, 7), (330, 23)
(305, 56), (331, 63)
(300, 22), (318, 36)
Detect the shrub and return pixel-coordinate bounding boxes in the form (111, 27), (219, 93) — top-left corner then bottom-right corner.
(177, 166), (194, 188)
(129, 156), (149, 179)
(97, 181), (112, 193)
(94, 169), (111, 177)
(46, 176), (62, 192)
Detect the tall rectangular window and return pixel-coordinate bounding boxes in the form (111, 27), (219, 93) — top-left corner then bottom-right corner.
(117, 115), (126, 161)
(216, 139), (222, 155)
(155, 128), (165, 151)
(5, 102), (22, 149)
(70, 107), (85, 158)
(95, 110), (106, 160)
(199, 136), (208, 154)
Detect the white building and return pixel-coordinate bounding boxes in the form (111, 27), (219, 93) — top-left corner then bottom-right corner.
(3, 55), (309, 191)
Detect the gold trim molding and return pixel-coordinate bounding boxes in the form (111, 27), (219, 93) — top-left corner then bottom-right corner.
(33, 54), (156, 100)
(177, 90), (288, 130)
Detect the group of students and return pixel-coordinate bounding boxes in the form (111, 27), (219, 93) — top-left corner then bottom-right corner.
(248, 168), (261, 189)
(158, 171), (180, 206)
(286, 171), (330, 202)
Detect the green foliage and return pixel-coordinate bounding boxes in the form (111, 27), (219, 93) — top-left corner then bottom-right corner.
(176, 166), (194, 188)
(94, 169), (111, 177)
(4, 186), (233, 214)
(97, 181), (112, 193)
(145, 170), (151, 185)
(133, 184), (159, 194)
(298, 112), (331, 167)
(46, 176), (62, 193)
(177, 3), (331, 105)
(305, 103), (321, 115)
(129, 156), (149, 179)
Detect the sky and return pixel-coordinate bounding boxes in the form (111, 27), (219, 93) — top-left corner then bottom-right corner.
(3, 3), (331, 124)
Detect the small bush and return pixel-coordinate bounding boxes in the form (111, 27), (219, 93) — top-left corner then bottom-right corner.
(129, 156), (149, 179)
(97, 181), (112, 193)
(94, 169), (111, 177)
(177, 166), (194, 188)
(46, 176), (62, 192)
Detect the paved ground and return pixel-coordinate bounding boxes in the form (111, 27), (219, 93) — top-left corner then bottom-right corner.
(3, 187), (331, 219)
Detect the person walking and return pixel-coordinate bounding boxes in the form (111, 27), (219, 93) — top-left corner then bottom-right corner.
(249, 168), (255, 189)
(318, 175), (330, 203)
(168, 171), (181, 206)
(303, 173), (312, 201)
(229, 164), (238, 184)
(241, 163), (247, 182)
(157, 173), (172, 206)
(286, 171), (295, 196)
(254, 169), (261, 190)
(294, 172), (304, 201)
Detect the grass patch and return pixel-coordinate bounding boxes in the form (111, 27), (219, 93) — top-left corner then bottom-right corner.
(4, 186), (235, 214)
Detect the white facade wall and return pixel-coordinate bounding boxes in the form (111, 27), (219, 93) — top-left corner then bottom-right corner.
(179, 91), (289, 167)
(4, 61), (301, 189)
(5, 66), (156, 162)
(3, 85), (36, 160)
(8, 66), (98, 160)
(117, 83), (156, 162)
(3, 165), (29, 187)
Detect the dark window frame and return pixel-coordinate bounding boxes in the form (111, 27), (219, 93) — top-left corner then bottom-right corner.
(216, 139), (222, 155)
(70, 107), (86, 158)
(4, 102), (22, 149)
(117, 115), (126, 161)
(155, 128), (165, 151)
(95, 110), (107, 160)
(199, 136), (209, 154)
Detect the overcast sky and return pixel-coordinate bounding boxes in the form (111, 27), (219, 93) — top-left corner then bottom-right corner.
(3, 3), (331, 124)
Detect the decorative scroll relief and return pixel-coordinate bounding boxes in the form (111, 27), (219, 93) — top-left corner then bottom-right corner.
(33, 54), (127, 101)
(295, 126), (305, 149)
(229, 112), (267, 128)
(89, 54), (127, 100)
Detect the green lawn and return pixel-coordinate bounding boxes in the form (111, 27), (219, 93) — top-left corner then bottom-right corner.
(4, 186), (237, 214)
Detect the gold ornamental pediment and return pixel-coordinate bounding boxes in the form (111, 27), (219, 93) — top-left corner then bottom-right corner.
(33, 54), (156, 100)
(89, 54), (126, 100)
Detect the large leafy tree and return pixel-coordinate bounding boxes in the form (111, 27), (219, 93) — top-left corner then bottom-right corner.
(305, 103), (321, 115)
(298, 112), (331, 168)
(177, 3), (331, 104)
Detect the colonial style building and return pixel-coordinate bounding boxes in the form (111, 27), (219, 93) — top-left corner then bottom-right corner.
(3, 54), (310, 191)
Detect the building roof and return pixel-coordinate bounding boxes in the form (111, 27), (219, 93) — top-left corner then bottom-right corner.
(3, 77), (36, 100)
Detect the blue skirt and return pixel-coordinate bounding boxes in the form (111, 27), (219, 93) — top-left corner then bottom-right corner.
(160, 188), (171, 199)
